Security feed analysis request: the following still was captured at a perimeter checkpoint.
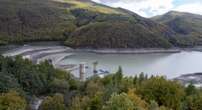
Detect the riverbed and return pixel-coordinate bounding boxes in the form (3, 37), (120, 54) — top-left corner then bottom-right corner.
(1, 42), (202, 79)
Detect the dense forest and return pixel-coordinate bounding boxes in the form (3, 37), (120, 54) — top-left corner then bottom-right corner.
(0, 55), (202, 110)
(0, 0), (199, 48)
(152, 11), (202, 46)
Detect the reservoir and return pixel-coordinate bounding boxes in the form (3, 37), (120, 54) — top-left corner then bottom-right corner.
(1, 42), (202, 79)
(59, 51), (202, 79)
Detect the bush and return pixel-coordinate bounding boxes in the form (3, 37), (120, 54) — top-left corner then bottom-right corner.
(39, 94), (66, 110)
(0, 91), (27, 110)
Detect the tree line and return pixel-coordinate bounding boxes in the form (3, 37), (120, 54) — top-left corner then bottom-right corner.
(0, 56), (202, 110)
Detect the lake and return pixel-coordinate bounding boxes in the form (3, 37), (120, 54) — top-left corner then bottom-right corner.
(59, 51), (202, 79)
(1, 42), (202, 79)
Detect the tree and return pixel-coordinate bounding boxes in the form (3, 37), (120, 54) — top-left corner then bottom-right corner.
(149, 100), (159, 110)
(89, 94), (103, 110)
(186, 93), (202, 110)
(103, 93), (134, 110)
(185, 83), (198, 96)
(127, 88), (148, 110)
(139, 77), (185, 110)
(139, 72), (148, 83)
(148, 101), (170, 110)
(69, 96), (83, 110)
(0, 91), (27, 110)
(38, 60), (55, 84)
(112, 66), (123, 90)
(50, 79), (69, 94)
(69, 96), (91, 110)
(0, 72), (20, 92)
(115, 66), (123, 82)
(85, 79), (104, 97)
(39, 94), (66, 110)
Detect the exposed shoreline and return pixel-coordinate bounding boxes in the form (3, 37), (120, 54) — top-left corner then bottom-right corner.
(72, 45), (202, 54)
(2, 41), (202, 54)
(73, 48), (181, 54)
(174, 73), (202, 88)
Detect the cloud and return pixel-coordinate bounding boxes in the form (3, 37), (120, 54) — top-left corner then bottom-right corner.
(174, 3), (202, 15)
(92, 0), (202, 17)
(92, 0), (102, 3)
(92, 0), (174, 17)
(98, 0), (148, 3)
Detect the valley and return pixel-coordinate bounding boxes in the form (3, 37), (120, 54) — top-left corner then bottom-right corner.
(2, 42), (202, 80)
(1, 0), (202, 110)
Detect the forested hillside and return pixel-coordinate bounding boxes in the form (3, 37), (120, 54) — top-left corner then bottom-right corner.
(0, 56), (202, 110)
(0, 0), (73, 44)
(0, 0), (180, 48)
(152, 11), (202, 47)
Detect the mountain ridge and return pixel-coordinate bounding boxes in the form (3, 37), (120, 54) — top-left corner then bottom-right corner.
(152, 10), (202, 46)
(0, 0), (199, 48)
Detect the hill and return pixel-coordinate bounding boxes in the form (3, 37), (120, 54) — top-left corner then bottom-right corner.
(152, 11), (202, 46)
(0, 0), (178, 48)
(0, 0), (76, 44)
(63, 2), (178, 48)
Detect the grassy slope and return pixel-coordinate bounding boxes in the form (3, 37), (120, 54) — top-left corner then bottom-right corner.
(152, 11), (202, 46)
(0, 0), (177, 48)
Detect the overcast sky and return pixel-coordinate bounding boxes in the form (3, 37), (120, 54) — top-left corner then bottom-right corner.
(92, 0), (202, 17)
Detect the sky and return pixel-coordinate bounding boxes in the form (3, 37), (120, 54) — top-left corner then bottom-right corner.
(92, 0), (202, 17)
